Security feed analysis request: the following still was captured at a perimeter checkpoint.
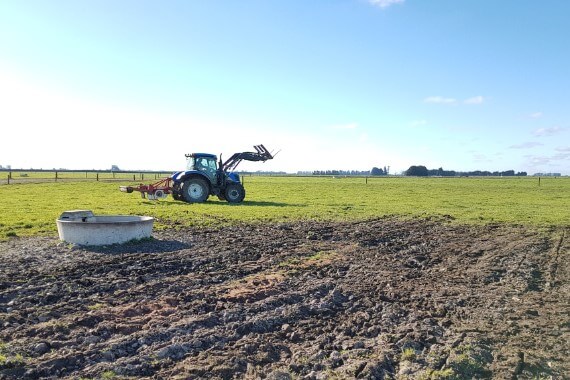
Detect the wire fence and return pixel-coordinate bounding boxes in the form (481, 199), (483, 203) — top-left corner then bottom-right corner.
(0, 170), (392, 186)
(0, 170), (173, 185)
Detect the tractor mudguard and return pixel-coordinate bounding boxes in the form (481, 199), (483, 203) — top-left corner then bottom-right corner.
(227, 172), (240, 183)
(171, 170), (210, 185)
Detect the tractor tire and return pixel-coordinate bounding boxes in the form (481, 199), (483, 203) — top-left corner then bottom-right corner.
(224, 183), (245, 203)
(182, 178), (209, 203)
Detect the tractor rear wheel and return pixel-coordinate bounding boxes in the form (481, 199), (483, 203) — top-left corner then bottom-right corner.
(224, 183), (245, 203)
(182, 178), (209, 203)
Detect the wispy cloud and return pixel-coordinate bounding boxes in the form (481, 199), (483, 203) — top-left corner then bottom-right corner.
(525, 151), (570, 167)
(509, 142), (543, 149)
(525, 155), (552, 165)
(368, 0), (405, 9)
(532, 126), (565, 137)
(424, 95), (486, 105)
(463, 96), (485, 105)
(553, 147), (570, 161)
(471, 152), (491, 162)
(529, 111), (543, 119)
(423, 96), (457, 105)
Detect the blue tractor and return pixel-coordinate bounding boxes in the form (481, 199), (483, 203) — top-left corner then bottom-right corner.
(121, 145), (274, 203)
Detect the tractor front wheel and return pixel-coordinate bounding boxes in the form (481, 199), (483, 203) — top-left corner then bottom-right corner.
(224, 183), (245, 203)
(182, 178), (209, 203)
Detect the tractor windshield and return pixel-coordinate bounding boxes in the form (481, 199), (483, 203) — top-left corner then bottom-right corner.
(187, 157), (217, 171)
(187, 156), (219, 183)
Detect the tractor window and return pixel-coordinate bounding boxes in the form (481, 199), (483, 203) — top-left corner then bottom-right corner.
(186, 158), (197, 170)
(187, 157), (217, 174)
(188, 157), (218, 183)
(206, 158), (218, 171)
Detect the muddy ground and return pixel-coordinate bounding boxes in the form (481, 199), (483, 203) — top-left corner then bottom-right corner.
(0, 218), (568, 379)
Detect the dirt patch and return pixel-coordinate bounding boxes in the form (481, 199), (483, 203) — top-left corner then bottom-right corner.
(0, 218), (568, 379)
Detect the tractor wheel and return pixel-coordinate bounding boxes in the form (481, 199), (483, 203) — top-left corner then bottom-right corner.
(224, 183), (245, 203)
(182, 178), (209, 203)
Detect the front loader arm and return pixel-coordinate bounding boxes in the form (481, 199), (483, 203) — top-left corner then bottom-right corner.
(222, 144), (274, 172)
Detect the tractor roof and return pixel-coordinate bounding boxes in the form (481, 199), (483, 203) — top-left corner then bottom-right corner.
(185, 153), (217, 160)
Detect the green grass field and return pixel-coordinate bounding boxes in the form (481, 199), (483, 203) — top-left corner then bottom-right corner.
(0, 176), (568, 240)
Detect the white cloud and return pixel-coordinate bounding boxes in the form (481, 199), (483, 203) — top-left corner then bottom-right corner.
(553, 151), (570, 160)
(525, 155), (552, 165)
(532, 126), (565, 137)
(368, 0), (405, 9)
(556, 146), (570, 152)
(529, 111), (543, 119)
(424, 95), (486, 105)
(463, 96), (485, 105)
(472, 152), (492, 162)
(509, 142), (543, 149)
(423, 96), (457, 105)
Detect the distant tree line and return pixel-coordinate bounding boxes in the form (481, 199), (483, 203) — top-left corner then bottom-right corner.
(405, 165), (527, 177)
(311, 170), (371, 176)
(240, 171), (288, 175)
(310, 166), (389, 176)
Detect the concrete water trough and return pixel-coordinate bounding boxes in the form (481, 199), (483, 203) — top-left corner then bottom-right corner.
(56, 210), (154, 245)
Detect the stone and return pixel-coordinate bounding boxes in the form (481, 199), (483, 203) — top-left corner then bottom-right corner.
(267, 371), (293, 380)
(34, 342), (50, 355)
(84, 335), (100, 345)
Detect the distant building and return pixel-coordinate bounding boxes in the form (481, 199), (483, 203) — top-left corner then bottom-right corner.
(533, 173), (561, 177)
(111, 165), (121, 171)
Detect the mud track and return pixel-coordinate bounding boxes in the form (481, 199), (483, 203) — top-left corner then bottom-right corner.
(0, 219), (568, 379)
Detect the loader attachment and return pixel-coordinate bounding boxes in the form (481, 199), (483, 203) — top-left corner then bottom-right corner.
(222, 144), (274, 172)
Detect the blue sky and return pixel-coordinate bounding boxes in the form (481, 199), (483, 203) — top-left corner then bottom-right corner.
(1, 0), (568, 174)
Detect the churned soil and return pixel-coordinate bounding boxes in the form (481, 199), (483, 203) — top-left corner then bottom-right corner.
(0, 218), (568, 379)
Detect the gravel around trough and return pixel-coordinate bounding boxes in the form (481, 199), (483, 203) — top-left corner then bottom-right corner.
(0, 218), (568, 379)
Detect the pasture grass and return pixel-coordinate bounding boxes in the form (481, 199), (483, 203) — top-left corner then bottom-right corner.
(0, 176), (568, 240)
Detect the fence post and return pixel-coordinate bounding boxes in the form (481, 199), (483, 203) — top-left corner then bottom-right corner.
(366, 176), (368, 184)
(55, 171), (58, 182)
(96, 173), (99, 181)
(7, 174), (9, 185)
(133, 174), (136, 181)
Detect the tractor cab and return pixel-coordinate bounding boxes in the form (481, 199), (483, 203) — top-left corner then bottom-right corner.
(186, 153), (219, 183)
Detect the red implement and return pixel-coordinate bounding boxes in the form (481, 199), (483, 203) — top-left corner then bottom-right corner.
(119, 177), (173, 200)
